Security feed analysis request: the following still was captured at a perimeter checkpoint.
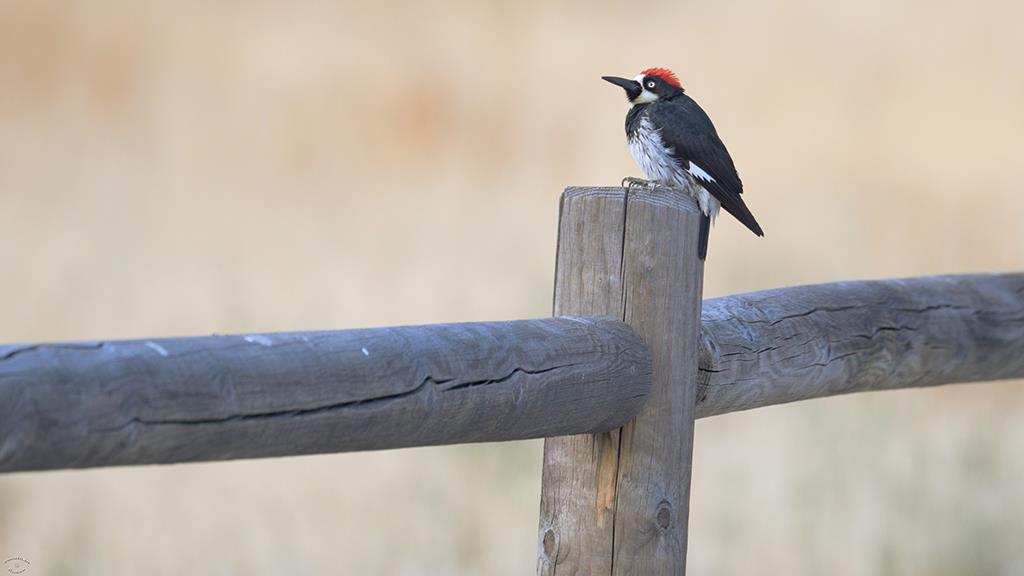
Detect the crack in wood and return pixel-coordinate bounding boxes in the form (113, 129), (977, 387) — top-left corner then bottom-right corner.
(889, 303), (971, 313)
(88, 363), (588, 433)
(719, 345), (779, 358)
(850, 325), (919, 339)
(763, 305), (860, 326)
(96, 374), (455, 431)
(806, 351), (859, 368)
(0, 342), (105, 362)
(442, 363), (582, 392)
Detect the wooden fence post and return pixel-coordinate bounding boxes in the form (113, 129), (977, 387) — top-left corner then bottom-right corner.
(538, 186), (705, 575)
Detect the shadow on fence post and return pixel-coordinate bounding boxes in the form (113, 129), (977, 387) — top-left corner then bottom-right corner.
(537, 186), (705, 575)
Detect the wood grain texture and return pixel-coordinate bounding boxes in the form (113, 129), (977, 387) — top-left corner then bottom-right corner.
(539, 187), (629, 575)
(612, 187), (704, 575)
(0, 316), (651, 473)
(538, 186), (704, 575)
(696, 273), (1024, 418)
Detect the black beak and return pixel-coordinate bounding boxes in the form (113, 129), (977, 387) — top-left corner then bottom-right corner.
(602, 76), (641, 102)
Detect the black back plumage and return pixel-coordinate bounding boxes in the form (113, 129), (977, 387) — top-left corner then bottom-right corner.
(627, 94), (764, 238)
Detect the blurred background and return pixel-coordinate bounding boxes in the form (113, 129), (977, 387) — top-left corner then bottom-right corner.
(1, 0), (1023, 574)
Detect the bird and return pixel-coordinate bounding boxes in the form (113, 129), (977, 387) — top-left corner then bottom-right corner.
(602, 68), (763, 260)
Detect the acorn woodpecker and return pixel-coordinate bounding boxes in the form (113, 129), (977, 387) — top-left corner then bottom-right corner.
(602, 68), (763, 260)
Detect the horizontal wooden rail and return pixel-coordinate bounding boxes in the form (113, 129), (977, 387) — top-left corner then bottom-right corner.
(0, 317), (651, 473)
(2, 273), (1022, 474)
(696, 273), (1024, 418)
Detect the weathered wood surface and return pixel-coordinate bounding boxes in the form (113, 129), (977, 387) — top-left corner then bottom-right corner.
(0, 317), (651, 473)
(539, 188), (628, 575)
(696, 273), (1024, 418)
(538, 186), (704, 575)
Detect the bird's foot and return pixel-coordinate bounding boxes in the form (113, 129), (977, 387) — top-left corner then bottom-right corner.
(621, 177), (658, 191)
(621, 177), (682, 194)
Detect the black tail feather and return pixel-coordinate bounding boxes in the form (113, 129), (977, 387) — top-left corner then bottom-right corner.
(714, 188), (764, 237)
(698, 214), (710, 260)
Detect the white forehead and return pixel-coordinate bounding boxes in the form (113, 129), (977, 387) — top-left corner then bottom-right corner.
(630, 74), (659, 105)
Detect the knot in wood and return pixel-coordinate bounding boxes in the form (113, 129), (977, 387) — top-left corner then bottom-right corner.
(542, 528), (557, 559)
(656, 500), (672, 530)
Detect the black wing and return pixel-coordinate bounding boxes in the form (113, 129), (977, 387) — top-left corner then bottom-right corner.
(646, 96), (764, 237)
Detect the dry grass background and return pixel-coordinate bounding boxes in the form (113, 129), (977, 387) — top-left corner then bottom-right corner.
(1, 0), (1023, 574)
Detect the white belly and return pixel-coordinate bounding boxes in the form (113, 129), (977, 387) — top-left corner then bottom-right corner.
(628, 116), (721, 222)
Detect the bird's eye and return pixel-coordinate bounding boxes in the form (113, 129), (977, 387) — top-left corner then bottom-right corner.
(646, 81), (656, 89)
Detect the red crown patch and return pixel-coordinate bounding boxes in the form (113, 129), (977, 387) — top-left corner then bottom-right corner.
(640, 67), (682, 89)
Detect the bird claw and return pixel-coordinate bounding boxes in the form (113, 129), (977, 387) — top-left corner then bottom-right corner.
(621, 177), (657, 190)
(621, 177), (681, 194)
